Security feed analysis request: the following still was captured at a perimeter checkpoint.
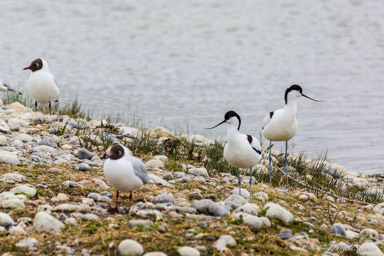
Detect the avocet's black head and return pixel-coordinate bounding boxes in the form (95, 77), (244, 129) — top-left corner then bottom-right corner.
(284, 84), (322, 104)
(206, 110), (241, 130)
(103, 144), (125, 160)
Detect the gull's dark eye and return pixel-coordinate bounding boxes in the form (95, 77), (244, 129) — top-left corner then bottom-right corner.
(35, 63), (39, 66)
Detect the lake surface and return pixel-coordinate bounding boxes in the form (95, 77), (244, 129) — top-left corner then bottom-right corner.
(1, 0), (384, 174)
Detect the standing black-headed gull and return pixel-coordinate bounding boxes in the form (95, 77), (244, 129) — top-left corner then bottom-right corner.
(23, 58), (59, 115)
(102, 144), (151, 214)
(0, 82), (22, 95)
(262, 84), (321, 189)
(207, 111), (262, 201)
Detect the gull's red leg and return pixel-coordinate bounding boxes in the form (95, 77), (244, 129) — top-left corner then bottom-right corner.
(108, 190), (119, 214)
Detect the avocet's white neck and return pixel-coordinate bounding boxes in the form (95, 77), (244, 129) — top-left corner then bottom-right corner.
(284, 92), (299, 114)
(226, 121), (240, 141)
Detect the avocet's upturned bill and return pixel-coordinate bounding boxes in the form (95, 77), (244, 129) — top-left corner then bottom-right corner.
(0, 82), (22, 95)
(262, 84), (322, 189)
(102, 144), (151, 214)
(207, 110), (262, 201)
(24, 58), (59, 115)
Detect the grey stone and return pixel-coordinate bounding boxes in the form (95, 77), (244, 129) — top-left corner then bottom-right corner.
(11, 184), (37, 197)
(128, 220), (154, 228)
(16, 237), (38, 251)
(188, 167), (209, 177)
(278, 229), (293, 240)
(162, 173), (174, 181)
(1, 199), (25, 209)
(194, 177), (206, 184)
(62, 180), (81, 188)
(220, 235), (237, 247)
(0, 212), (14, 230)
(82, 214), (100, 221)
(93, 178), (110, 189)
(153, 192), (174, 204)
(330, 224), (346, 236)
(0, 173), (27, 182)
(0, 150), (20, 165)
(39, 138), (51, 146)
(177, 246), (200, 256)
(193, 199), (214, 214)
(77, 149), (94, 160)
(34, 212), (64, 234)
(208, 203), (230, 217)
(76, 163), (89, 171)
(224, 194), (247, 209)
(233, 203), (260, 216)
(174, 172), (186, 178)
(176, 176), (191, 183)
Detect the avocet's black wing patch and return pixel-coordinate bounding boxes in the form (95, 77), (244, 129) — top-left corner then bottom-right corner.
(247, 134), (261, 154)
(269, 111), (274, 118)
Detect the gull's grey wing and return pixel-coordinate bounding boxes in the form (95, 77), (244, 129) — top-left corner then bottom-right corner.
(129, 156), (151, 184)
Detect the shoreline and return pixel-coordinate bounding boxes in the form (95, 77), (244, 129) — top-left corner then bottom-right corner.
(0, 101), (383, 255)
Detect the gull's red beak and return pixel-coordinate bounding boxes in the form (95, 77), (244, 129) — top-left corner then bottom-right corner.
(23, 66), (31, 70)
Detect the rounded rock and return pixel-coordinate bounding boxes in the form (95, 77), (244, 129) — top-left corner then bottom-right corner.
(188, 167), (209, 177)
(76, 148), (94, 160)
(0, 151), (20, 165)
(0, 212), (14, 230)
(177, 246), (200, 256)
(1, 199), (25, 209)
(263, 202), (293, 224)
(208, 203), (230, 217)
(360, 228), (379, 241)
(330, 224), (346, 236)
(357, 242), (383, 256)
(145, 159), (164, 169)
(33, 212), (64, 234)
(219, 235), (236, 247)
(11, 185), (37, 197)
(128, 220), (153, 228)
(233, 203), (260, 216)
(143, 253), (167, 256)
(231, 188), (250, 199)
(153, 192), (174, 204)
(118, 239), (144, 256)
(243, 215), (263, 232)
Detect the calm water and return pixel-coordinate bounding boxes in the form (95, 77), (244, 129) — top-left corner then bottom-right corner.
(1, 0), (384, 173)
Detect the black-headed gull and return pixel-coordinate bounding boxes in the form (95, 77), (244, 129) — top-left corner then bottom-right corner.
(102, 144), (150, 214)
(23, 58), (59, 115)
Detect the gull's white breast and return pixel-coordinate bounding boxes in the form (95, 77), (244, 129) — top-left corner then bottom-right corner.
(28, 71), (59, 103)
(103, 158), (143, 193)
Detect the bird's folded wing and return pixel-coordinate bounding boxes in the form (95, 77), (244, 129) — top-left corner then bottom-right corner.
(263, 112), (273, 128)
(250, 136), (262, 154)
(130, 157), (151, 184)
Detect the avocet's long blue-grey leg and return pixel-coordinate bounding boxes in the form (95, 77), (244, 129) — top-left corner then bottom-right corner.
(249, 168), (253, 202)
(269, 141), (272, 184)
(285, 141), (289, 189)
(236, 168), (241, 196)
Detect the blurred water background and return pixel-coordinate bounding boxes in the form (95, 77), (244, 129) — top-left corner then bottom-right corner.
(1, 0), (384, 173)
